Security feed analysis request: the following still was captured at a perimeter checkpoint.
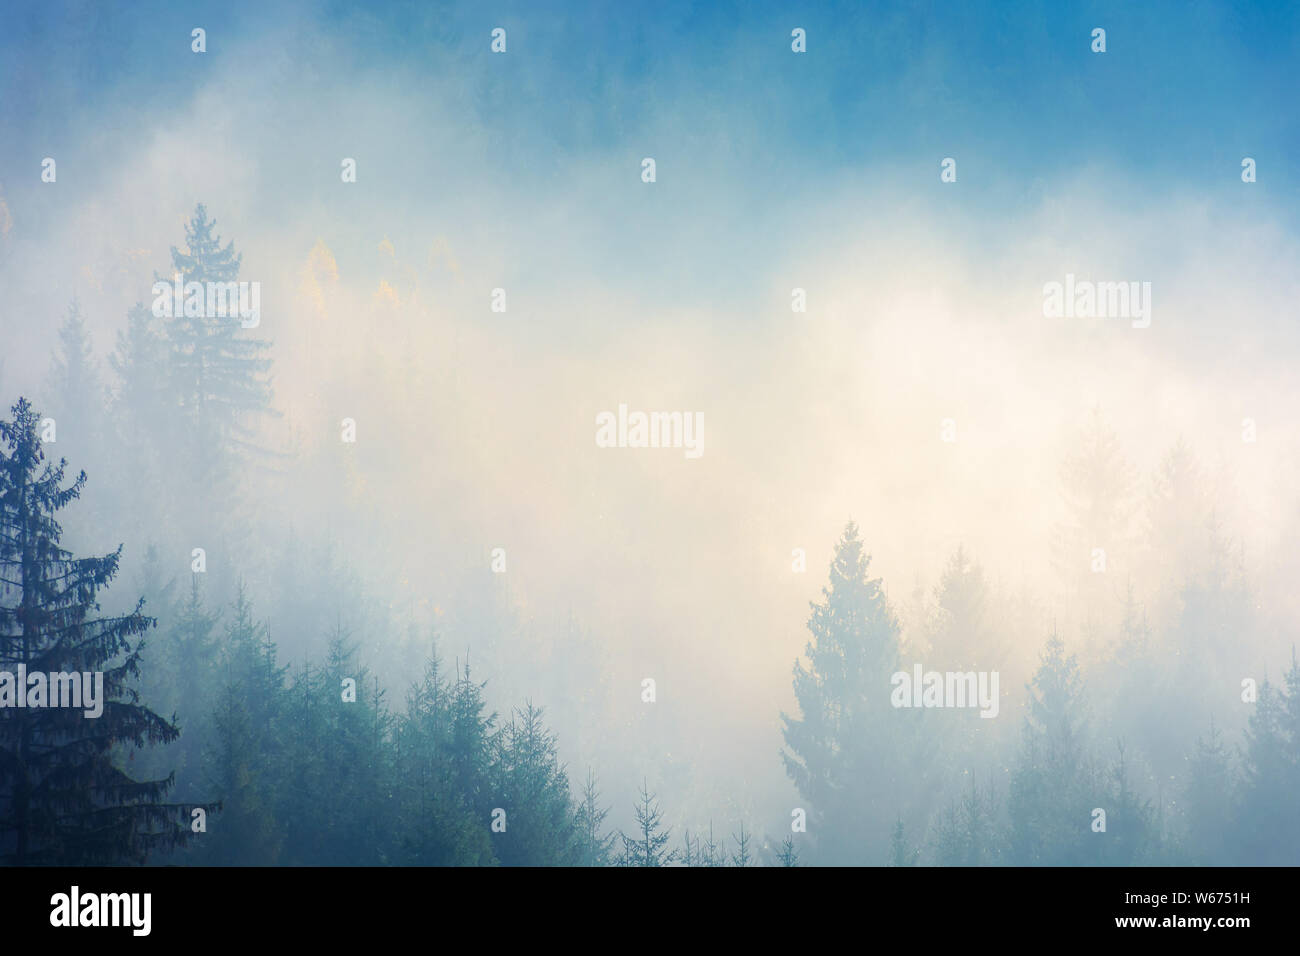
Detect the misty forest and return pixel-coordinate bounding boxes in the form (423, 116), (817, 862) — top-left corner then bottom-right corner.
(1, 204), (1297, 867)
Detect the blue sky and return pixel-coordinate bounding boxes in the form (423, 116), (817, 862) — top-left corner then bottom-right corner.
(3, 0), (1297, 210)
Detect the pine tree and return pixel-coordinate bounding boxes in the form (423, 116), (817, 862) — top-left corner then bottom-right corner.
(573, 768), (615, 866)
(107, 304), (173, 543)
(926, 546), (990, 670)
(391, 650), (494, 866)
(0, 398), (199, 864)
(1181, 719), (1234, 864)
(775, 835), (799, 866)
(492, 701), (577, 865)
(620, 779), (675, 867)
(781, 521), (925, 864)
(1007, 633), (1095, 865)
(730, 820), (753, 867)
(700, 820), (726, 867)
(1094, 741), (1161, 865)
(160, 204), (274, 487)
(934, 776), (1003, 866)
(281, 623), (391, 864)
(158, 575), (221, 799)
(45, 299), (104, 464)
(198, 583), (287, 865)
(678, 828), (703, 867)
(110, 304), (170, 426)
(1236, 653), (1300, 865)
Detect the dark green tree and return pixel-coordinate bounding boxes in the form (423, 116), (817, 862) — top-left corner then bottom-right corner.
(281, 624), (392, 865)
(196, 583), (287, 865)
(391, 651), (495, 865)
(492, 701), (577, 866)
(0, 398), (197, 864)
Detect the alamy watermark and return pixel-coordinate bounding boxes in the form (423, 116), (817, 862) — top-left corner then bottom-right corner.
(50, 886), (150, 936)
(595, 404), (704, 459)
(890, 664), (1000, 718)
(0, 665), (104, 718)
(1042, 273), (1151, 328)
(152, 273), (260, 328)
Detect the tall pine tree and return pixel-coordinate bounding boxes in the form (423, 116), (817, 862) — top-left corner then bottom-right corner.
(161, 204), (274, 489)
(0, 398), (198, 863)
(781, 521), (926, 864)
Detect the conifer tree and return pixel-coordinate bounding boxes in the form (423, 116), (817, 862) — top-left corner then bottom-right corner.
(933, 777), (1003, 866)
(730, 820), (753, 867)
(45, 299), (104, 463)
(781, 521), (925, 864)
(1007, 633), (1095, 865)
(1094, 741), (1161, 865)
(282, 624), (391, 864)
(678, 828), (703, 867)
(573, 768), (615, 866)
(1181, 719), (1234, 864)
(620, 779), (675, 866)
(0, 398), (197, 864)
(160, 204), (274, 485)
(492, 701), (577, 866)
(1236, 653), (1300, 865)
(198, 583), (287, 865)
(392, 651), (494, 865)
(159, 576), (221, 799)
(926, 546), (990, 670)
(775, 834), (799, 866)
(107, 304), (173, 542)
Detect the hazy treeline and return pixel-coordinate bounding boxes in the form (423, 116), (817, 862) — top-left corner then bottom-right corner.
(2, 205), (1297, 866)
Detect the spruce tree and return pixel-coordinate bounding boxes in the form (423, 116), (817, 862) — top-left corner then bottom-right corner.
(730, 821), (753, 867)
(199, 583), (287, 865)
(492, 701), (577, 865)
(620, 779), (675, 866)
(781, 521), (923, 864)
(159, 575), (221, 799)
(926, 546), (990, 670)
(160, 204), (274, 485)
(45, 299), (104, 463)
(1007, 633), (1095, 865)
(392, 651), (495, 865)
(1181, 719), (1234, 864)
(573, 768), (615, 866)
(0, 397), (197, 864)
(934, 776), (1003, 866)
(1236, 653), (1300, 865)
(775, 835), (799, 866)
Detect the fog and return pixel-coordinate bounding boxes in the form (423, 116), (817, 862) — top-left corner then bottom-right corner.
(2, 0), (1297, 866)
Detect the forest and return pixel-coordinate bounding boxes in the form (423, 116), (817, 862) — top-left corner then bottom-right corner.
(1, 205), (1296, 867)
